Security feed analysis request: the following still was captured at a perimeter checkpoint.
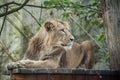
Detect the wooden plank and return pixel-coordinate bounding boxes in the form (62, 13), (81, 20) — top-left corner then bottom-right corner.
(72, 75), (85, 80)
(37, 74), (48, 80)
(24, 75), (37, 80)
(9, 68), (120, 75)
(12, 74), (120, 80)
(13, 74), (25, 80)
(8, 68), (120, 80)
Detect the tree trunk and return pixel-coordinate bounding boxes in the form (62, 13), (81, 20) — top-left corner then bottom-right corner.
(103, 0), (120, 70)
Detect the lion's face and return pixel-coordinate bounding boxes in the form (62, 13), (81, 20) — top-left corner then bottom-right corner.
(43, 19), (74, 50)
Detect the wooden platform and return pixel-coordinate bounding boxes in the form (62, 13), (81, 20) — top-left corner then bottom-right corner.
(7, 68), (120, 80)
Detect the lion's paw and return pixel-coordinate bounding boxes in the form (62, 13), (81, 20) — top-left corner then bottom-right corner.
(7, 61), (25, 70)
(7, 60), (34, 69)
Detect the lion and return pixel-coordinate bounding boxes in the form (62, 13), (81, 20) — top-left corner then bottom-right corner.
(11, 19), (95, 69)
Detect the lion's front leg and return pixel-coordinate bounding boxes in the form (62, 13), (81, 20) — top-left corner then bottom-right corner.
(17, 59), (59, 68)
(9, 47), (66, 68)
(41, 46), (66, 68)
(8, 60), (39, 68)
(8, 59), (59, 68)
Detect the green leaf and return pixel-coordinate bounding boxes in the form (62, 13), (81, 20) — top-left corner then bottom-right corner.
(62, 12), (71, 17)
(44, 0), (56, 7)
(44, 1), (52, 6)
(96, 32), (105, 43)
(104, 53), (110, 63)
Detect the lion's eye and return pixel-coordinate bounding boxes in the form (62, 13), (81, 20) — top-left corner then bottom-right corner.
(60, 29), (64, 32)
(59, 29), (65, 35)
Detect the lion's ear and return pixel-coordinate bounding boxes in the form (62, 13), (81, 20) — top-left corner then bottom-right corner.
(44, 22), (54, 31)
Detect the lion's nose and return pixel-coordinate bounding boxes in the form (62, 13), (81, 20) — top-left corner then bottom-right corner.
(70, 36), (74, 41)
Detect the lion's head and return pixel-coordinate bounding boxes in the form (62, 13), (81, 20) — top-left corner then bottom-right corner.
(40, 19), (74, 50)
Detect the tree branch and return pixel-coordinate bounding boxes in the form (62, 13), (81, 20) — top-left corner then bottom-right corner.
(0, 0), (29, 17)
(23, 8), (41, 26)
(13, 1), (98, 11)
(0, 6), (8, 36)
(6, 17), (29, 40)
(39, 4), (43, 25)
(0, 1), (14, 8)
(12, 2), (55, 9)
(0, 37), (16, 62)
(0, 0), (98, 18)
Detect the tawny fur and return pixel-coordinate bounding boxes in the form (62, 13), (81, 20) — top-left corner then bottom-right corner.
(13, 19), (95, 69)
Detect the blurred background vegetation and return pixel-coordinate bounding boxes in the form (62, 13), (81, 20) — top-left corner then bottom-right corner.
(0, 0), (109, 80)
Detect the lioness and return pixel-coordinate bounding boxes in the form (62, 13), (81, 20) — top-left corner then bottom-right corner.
(11, 19), (95, 69)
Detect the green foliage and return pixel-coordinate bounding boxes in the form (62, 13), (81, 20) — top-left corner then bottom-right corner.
(44, 0), (71, 8)
(96, 32), (105, 43)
